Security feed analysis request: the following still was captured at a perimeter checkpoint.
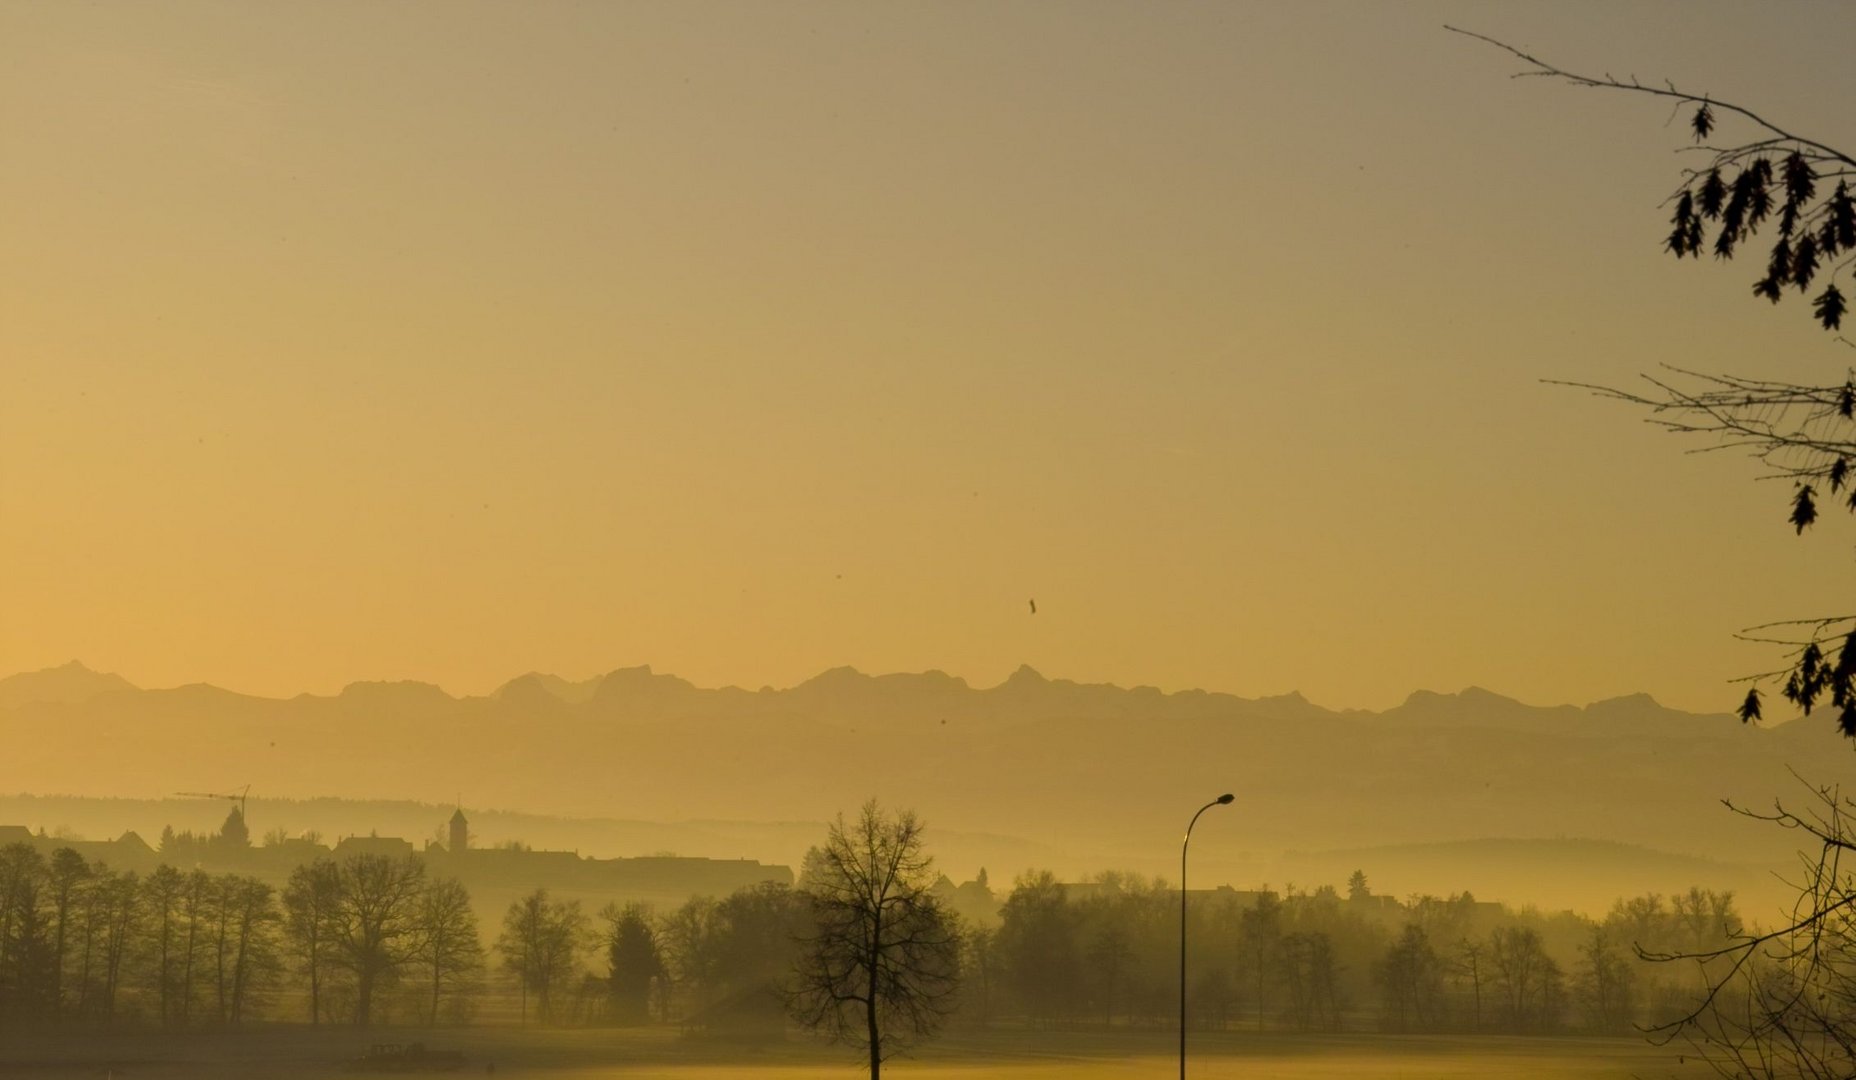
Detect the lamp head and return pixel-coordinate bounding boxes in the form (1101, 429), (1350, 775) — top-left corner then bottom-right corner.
(1216, 793), (1235, 805)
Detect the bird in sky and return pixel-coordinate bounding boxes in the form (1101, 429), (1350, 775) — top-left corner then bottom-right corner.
(1029, 598), (1037, 615)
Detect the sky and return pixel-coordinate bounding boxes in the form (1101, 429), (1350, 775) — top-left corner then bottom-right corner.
(4, 1), (1853, 713)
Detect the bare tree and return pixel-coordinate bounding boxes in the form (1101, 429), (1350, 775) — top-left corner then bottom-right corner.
(45, 848), (87, 1016)
(143, 864), (185, 1027)
(1238, 892), (1281, 1032)
(327, 854), (428, 1026)
(496, 889), (585, 1026)
(1637, 780), (1856, 1078)
(1376, 925), (1445, 1033)
(92, 869), (139, 1026)
(175, 869), (212, 1026)
(0, 844), (52, 1028)
(416, 878), (483, 1026)
(220, 876), (281, 1026)
(788, 800), (961, 1079)
(1488, 926), (1565, 1033)
(1452, 939), (1485, 1032)
(655, 895), (717, 1021)
(281, 860), (340, 1024)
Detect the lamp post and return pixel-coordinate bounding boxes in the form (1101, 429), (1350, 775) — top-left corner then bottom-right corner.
(1181, 792), (1234, 1080)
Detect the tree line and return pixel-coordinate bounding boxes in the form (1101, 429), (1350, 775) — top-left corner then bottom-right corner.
(978, 871), (1738, 1036)
(0, 842), (480, 1030)
(478, 872), (1741, 1041)
(0, 836), (1741, 1040)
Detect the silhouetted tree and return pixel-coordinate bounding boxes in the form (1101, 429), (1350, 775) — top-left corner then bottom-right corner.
(92, 868), (139, 1026)
(218, 806), (250, 849)
(1238, 891), (1282, 1031)
(1452, 938), (1487, 1032)
(1377, 925), (1445, 1032)
(708, 882), (809, 1029)
(1624, 784), (1856, 1078)
(1487, 925), (1564, 1033)
(599, 902), (663, 1024)
(497, 889), (585, 1026)
(1280, 931), (1342, 1032)
(1086, 922), (1133, 1026)
(416, 877), (482, 1026)
(218, 876), (281, 1026)
(788, 801), (961, 1079)
(994, 870), (1080, 1024)
(143, 864), (186, 1026)
(1573, 926), (1635, 1033)
(956, 923), (999, 1027)
(281, 860), (340, 1025)
(327, 854), (427, 1026)
(656, 895), (718, 1021)
(1457, 29), (1856, 732)
(44, 848), (87, 1016)
(175, 869), (213, 1026)
(0, 844), (53, 1028)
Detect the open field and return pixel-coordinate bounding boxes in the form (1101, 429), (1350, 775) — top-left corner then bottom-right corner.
(0, 1027), (1704, 1080)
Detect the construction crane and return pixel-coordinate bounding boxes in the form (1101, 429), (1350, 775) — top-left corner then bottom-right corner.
(176, 785), (251, 817)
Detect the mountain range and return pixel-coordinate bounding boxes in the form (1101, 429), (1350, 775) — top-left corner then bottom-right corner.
(2, 660), (1846, 913)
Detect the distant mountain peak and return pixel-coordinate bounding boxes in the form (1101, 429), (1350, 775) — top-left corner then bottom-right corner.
(1399, 686), (1521, 708)
(591, 665), (696, 701)
(0, 661), (137, 710)
(1586, 691), (1662, 711)
(1260, 690), (1309, 704)
(336, 680), (454, 703)
(495, 673), (566, 706)
(1001, 664), (1047, 687)
(878, 669), (969, 690)
(800, 666), (870, 688)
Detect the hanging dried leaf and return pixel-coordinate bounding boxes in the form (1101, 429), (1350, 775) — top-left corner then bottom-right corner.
(1780, 200), (1801, 239)
(1792, 483), (1819, 533)
(1737, 686), (1763, 724)
(1758, 237), (1793, 296)
(1829, 182), (1856, 252)
(1692, 101), (1714, 141)
(1814, 284), (1847, 330)
(1793, 234), (1821, 291)
(1745, 159), (1774, 228)
(1699, 169), (1727, 219)
(1835, 631), (1856, 686)
(1784, 150), (1817, 208)
(1830, 457), (1849, 493)
(1667, 192), (1698, 257)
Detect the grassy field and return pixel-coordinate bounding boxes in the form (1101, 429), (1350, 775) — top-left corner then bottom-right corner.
(0, 1026), (1707, 1080)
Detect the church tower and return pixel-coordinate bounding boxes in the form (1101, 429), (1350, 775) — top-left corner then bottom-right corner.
(449, 807), (469, 854)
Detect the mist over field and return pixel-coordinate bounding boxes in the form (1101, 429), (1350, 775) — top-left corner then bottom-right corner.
(11, 1), (1856, 1077)
(0, 660), (1806, 915)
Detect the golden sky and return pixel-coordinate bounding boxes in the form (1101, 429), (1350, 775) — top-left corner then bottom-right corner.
(4, 1), (1851, 712)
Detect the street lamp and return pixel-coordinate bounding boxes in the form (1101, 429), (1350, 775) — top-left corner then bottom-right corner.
(1181, 792), (1234, 1080)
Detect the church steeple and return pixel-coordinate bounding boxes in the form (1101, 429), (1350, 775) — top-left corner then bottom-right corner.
(449, 806), (469, 853)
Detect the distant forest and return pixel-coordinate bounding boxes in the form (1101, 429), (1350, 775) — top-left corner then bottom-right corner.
(0, 838), (1734, 1036)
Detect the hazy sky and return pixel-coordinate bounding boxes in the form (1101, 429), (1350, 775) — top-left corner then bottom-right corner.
(5, 2), (1852, 712)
